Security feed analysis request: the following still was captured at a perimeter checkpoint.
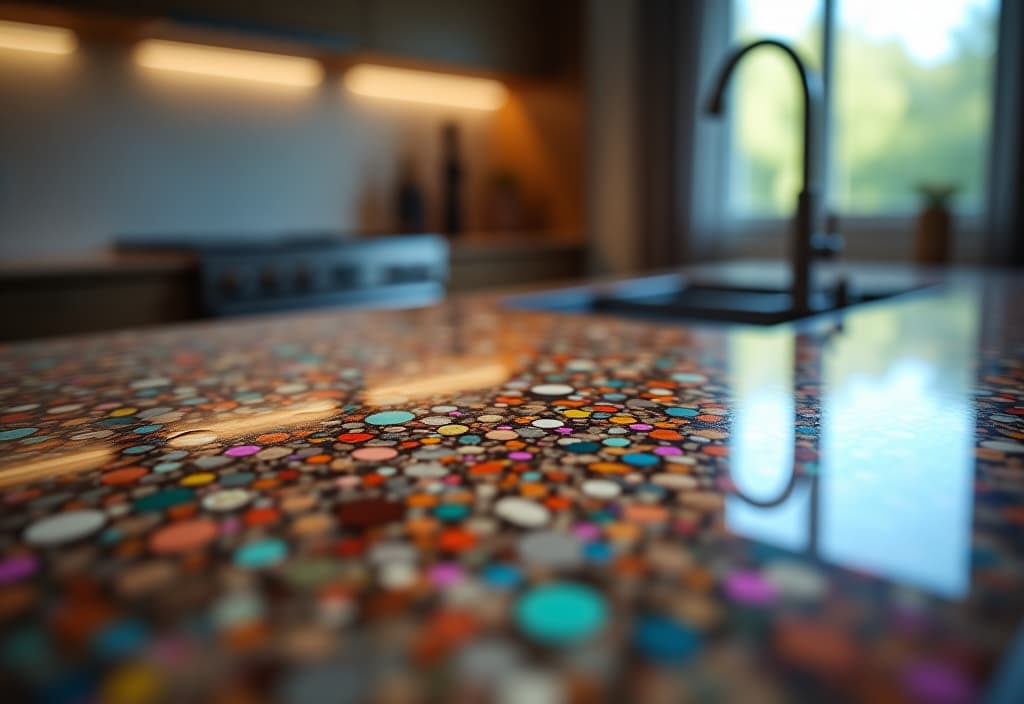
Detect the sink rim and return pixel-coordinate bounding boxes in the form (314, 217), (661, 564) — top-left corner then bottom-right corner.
(504, 273), (937, 327)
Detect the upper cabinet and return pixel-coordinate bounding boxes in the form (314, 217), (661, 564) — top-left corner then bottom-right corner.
(39, 0), (580, 78)
(362, 0), (578, 78)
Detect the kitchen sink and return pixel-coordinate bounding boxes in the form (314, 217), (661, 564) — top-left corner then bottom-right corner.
(506, 273), (929, 326)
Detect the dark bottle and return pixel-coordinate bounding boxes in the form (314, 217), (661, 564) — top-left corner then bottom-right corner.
(396, 158), (425, 233)
(441, 122), (463, 236)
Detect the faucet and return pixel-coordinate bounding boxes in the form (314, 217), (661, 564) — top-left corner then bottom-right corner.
(705, 39), (826, 316)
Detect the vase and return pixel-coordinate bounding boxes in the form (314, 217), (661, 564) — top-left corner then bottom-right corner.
(913, 205), (952, 265)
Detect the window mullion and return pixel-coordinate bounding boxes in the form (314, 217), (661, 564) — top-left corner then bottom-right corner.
(820, 0), (837, 223)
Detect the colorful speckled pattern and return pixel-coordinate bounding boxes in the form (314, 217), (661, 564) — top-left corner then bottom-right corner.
(0, 280), (1022, 703)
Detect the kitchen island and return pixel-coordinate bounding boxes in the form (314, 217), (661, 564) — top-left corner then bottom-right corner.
(0, 264), (1022, 703)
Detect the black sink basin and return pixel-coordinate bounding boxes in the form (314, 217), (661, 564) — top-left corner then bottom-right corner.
(507, 275), (928, 326)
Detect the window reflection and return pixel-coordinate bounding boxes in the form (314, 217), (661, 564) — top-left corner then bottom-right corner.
(725, 290), (979, 598)
(819, 292), (979, 597)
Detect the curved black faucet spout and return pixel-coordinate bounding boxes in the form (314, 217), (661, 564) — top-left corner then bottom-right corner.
(705, 39), (825, 315)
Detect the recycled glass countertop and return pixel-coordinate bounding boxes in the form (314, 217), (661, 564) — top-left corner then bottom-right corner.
(0, 264), (1022, 703)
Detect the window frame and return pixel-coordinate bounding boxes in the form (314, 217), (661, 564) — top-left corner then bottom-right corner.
(716, 0), (1000, 234)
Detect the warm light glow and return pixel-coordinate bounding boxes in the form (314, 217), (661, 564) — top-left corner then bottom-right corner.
(0, 19), (76, 55)
(134, 39), (322, 87)
(365, 361), (509, 405)
(166, 399), (339, 444)
(0, 446), (112, 488)
(344, 63), (508, 110)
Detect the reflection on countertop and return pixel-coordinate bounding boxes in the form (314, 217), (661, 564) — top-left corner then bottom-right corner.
(0, 265), (1022, 703)
(726, 290), (979, 598)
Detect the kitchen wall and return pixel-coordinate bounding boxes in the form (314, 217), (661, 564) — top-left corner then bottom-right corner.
(722, 224), (988, 265)
(585, 0), (640, 276)
(0, 44), (465, 259)
(0, 2), (582, 261)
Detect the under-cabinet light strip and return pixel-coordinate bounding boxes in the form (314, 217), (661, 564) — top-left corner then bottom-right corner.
(344, 63), (508, 110)
(0, 19), (76, 55)
(134, 39), (322, 87)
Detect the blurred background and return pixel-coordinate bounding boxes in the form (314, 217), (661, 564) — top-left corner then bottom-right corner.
(0, 0), (1020, 339)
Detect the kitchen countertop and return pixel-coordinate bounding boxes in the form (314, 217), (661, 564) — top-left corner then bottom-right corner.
(0, 236), (587, 341)
(0, 235), (585, 282)
(0, 263), (1022, 702)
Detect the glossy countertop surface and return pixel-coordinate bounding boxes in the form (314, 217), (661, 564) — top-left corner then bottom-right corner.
(0, 265), (1022, 703)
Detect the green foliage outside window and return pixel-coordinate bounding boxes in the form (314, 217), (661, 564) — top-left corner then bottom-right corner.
(729, 1), (997, 217)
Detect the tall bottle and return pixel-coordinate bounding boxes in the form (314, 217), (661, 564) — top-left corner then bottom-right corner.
(441, 122), (463, 236)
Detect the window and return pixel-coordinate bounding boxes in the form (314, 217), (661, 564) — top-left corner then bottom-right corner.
(727, 0), (1000, 219)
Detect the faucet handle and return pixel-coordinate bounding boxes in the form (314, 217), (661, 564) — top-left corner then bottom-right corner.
(812, 213), (844, 259)
(812, 232), (844, 258)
